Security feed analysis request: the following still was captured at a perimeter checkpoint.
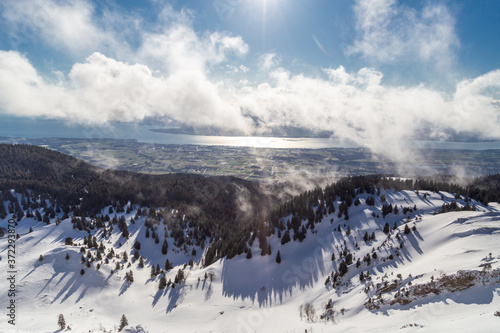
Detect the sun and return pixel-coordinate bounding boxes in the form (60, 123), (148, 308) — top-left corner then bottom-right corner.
(246, 0), (283, 23)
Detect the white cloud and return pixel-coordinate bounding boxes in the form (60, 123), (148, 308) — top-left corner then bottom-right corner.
(232, 66), (500, 161)
(323, 66), (383, 86)
(1, 0), (124, 56)
(226, 64), (249, 73)
(348, 0), (459, 71)
(258, 53), (280, 71)
(0, 51), (252, 131)
(0, 50), (499, 163)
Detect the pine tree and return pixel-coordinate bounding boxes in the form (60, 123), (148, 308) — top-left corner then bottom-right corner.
(383, 222), (390, 234)
(125, 270), (134, 282)
(121, 224), (129, 239)
(57, 314), (66, 330)
(281, 230), (291, 244)
(174, 269), (185, 284)
(161, 239), (168, 255)
(150, 265), (156, 278)
(39, 254), (44, 262)
(118, 314), (128, 332)
(404, 224), (411, 234)
(165, 258), (173, 270)
(65, 253), (70, 260)
(276, 250), (281, 264)
(159, 275), (167, 289)
(339, 260), (348, 276)
(80, 268), (85, 276)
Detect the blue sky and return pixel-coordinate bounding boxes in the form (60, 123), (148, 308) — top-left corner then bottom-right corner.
(0, 0), (499, 155)
(1, 0), (499, 83)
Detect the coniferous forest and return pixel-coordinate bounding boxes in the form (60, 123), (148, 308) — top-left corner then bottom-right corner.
(2, 143), (500, 265)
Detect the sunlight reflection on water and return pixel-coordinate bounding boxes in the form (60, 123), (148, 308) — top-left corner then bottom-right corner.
(1, 117), (499, 150)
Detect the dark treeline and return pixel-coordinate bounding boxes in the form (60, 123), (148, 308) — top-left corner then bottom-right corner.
(0, 144), (272, 265)
(262, 174), (500, 245)
(2, 144), (500, 265)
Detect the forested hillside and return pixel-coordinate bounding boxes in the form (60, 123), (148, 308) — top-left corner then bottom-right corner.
(2, 144), (500, 266)
(0, 144), (272, 264)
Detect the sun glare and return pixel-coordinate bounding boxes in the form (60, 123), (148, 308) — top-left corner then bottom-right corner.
(248, 0), (282, 19)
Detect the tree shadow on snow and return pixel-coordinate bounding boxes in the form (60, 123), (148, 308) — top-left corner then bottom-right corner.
(119, 280), (132, 296)
(204, 282), (213, 301)
(152, 287), (168, 307)
(221, 241), (328, 308)
(166, 286), (185, 313)
(405, 231), (424, 255)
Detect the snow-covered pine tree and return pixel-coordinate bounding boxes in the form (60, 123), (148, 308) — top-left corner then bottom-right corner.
(57, 314), (66, 330)
(118, 314), (128, 332)
(159, 275), (167, 290)
(165, 258), (173, 270)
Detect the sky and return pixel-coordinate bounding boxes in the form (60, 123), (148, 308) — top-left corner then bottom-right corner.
(0, 0), (499, 157)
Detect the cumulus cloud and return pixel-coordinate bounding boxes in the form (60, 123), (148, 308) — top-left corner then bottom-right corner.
(348, 0), (459, 70)
(137, 27), (248, 74)
(0, 51), (252, 131)
(234, 66), (500, 161)
(1, 0), (127, 56)
(258, 53), (280, 71)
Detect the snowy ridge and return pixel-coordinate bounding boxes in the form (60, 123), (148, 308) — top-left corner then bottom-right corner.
(1, 190), (500, 332)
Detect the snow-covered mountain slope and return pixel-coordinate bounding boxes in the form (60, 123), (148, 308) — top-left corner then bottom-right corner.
(1, 190), (500, 332)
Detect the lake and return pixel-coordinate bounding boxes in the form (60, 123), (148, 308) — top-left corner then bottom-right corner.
(1, 116), (499, 150)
